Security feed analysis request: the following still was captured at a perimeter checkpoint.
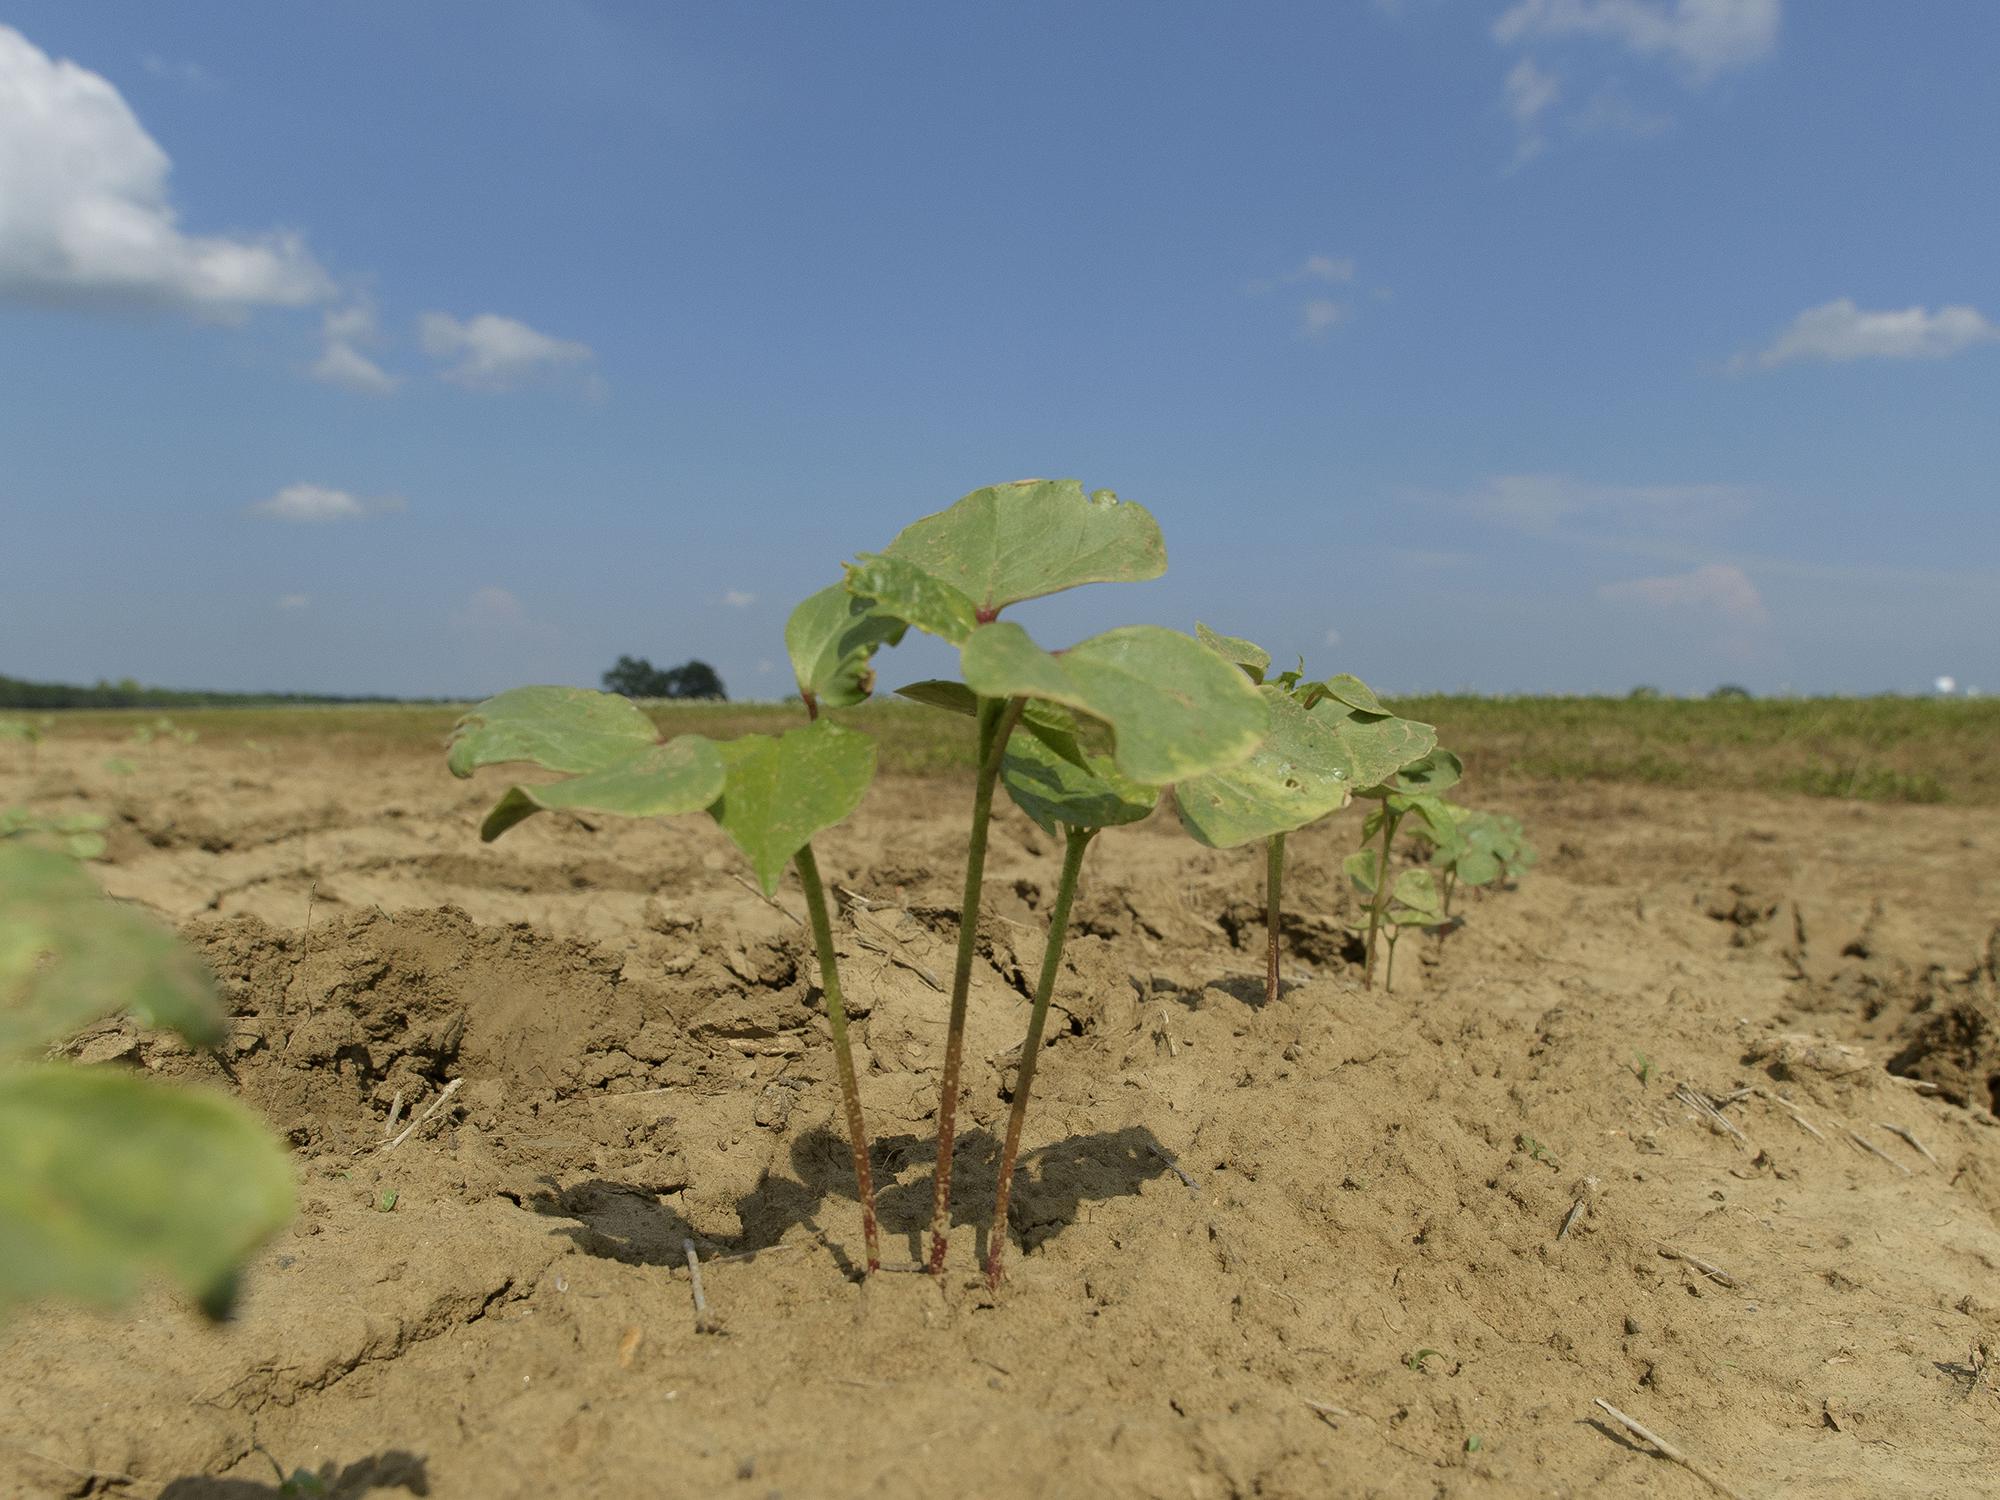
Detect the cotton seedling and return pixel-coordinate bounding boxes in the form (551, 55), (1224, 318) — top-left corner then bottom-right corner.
(1345, 748), (1463, 988)
(1176, 626), (1437, 1003)
(1344, 860), (1447, 992)
(0, 843), (294, 1319)
(1411, 802), (1536, 917)
(984, 733), (1157, 1286)
(446, 686), (888, 1270)
(837, 479), (1268, 1272)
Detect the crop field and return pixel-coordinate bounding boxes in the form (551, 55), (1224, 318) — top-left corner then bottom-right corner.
(3, 695), (1997, 1498)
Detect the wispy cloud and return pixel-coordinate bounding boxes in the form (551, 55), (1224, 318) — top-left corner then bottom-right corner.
(310, 301), (399, 394)
(1493, 0), (1781, 84)
(451, 585), (526, 632)
(1452, 473), (1755, 535)
(419, 311), (597, 391)
(140, 54), (215, 90)
(723, 589), (757, 608)
(276, 593), (309, 610)
(248, 483), (404, 523)
(1736, 298), (2000, 370)
(1250, 253), (1368, 339)
(1599, 561), (1768, 625)
(1503, 57), (1561, 166)
(0, 26), (330, 316)
(1299, 299), (1345, 339)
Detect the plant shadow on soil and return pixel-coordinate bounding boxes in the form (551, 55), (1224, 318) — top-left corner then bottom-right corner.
(157, 1451), (429, 1498)
(529, 1122), (1172, 1276)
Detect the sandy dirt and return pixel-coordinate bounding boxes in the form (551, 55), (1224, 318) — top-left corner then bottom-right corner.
(3, 738), (1998, 1498)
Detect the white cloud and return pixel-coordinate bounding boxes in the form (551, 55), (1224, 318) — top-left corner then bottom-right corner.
(1323, 628), (1343, 648)
(1456, 473), (1755, 534)
(0, 26), (330, 315)
(276, 593), (309, 610)
(310, 301), (399, 394)
(723, 589), (757, 608)
(1738, 298), (2000, 370)
(1599, 562), (1768, 624)
(1493, 0), (1780, 83)
(249, 483), (404, 523)
(1294, 255), (1355, 285)
(1299, 299), (1346, 338)
(418, 310), (596, 390)
(1503, 57), (1561, 166)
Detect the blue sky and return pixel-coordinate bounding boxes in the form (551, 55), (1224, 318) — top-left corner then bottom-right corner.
(2, 2), (1994, 699)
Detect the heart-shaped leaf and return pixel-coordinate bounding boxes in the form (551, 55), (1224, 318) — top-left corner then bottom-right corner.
(1000, 732), (1158, 838)
(842, 553), (980, 644)
(1314, 674), (1385, 715)
(1343, 847), (1380, 896)
(1307, 698), (1438, 791)
(1194, 623), (1270, 683)
(447, 686), (661, 777)
(477, 737), (727, 842)
(878, 480), (1166, 615)
(784, 583), (909, 710)
(959, 622), (1268, 785)
(1, 845), (222, 1056)
(1386, 868), (1448, 927)
(1176, 686), (1357, 848)
(0, 1063), (294, 1318)
(709, 720), (876, 896)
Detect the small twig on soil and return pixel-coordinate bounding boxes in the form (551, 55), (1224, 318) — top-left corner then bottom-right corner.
(1843, 1127), (1912, 1176)
(1154, 1006), (1178, 1058)
(684, 1239), (720, 1334)
(1890, 1074), (1940, 1095)
(1303, 1397), (1354, 1424)
(300, 880), (318, 1017)
(681, 1242), (808, 1270)
(382, 1089), (404, 1141)
(1150, 1143), (1201, 1194)
(1592, 1398), (1750, 1500)
(377, 1077), (463, 1154)
(834, 885), (879, 911)
(1875, 1121), (1940, 1167)
(1751, 1086), (1826, 1143)
(1558, 1199), (1587, 1240)
(1658, 1246), (1743, 1290)
(1673, 1083), (1749, 1150)
(729, 873), (804, 927)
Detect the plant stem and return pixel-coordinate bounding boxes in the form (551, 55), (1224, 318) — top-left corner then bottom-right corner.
(1265, 833), (1286, 1006)
(1384, 926), (1400, 994)
(1363, 809), (1402, 988)
(986, 824), (1091, 1288)
(928, 693), (1027, 1274)
(792, 843), (878, 1272)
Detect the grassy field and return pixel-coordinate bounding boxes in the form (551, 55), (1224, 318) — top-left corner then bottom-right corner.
(10, 693), (1996, 803)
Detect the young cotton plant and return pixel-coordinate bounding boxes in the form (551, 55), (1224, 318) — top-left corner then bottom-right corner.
(1411, 803), (1537, 917)
(984, 734), (1156, 1286)
(1344, 749), (1464, 988)
(445, 687), (888, 1270)
(0, 843), (295, 1319)
(835, 479), (1268, 1273)
(1175, 626), (1437, 1003)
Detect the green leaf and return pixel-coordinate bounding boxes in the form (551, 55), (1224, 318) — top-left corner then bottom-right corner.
(478, 737), (727, 842)
(1175, 687), (1357, 848)
(784, 583), (909, 709)
(1343, 847), (1380, 896)
(1395, 749), (1463, 795)
(1000, 732), (1158, 838)
(895, 680), (1088, 768)
(1315, 674), (1386, 715)
(709, 721), (876, 896)
(0, 1064), (294, 1318)
(1390, 867), (1443, 917)
(447, 686), (661, 778)
(842, 553), (981, 644)
(0, 845), (223, 1056)
(1194, 623), (1270, 682)
(878, 479), (1166, 615)
(1309, 699), (1438, 791)
(1453, 846), (1503, 888)
(959, 622), (1268, 785)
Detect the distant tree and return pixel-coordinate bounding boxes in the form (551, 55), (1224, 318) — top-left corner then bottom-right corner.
(601, 656), (727, 701)
(1709, 683), (1752, 700)
(1628, 685), (1662, 700)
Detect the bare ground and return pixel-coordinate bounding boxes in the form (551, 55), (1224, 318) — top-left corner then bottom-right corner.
(3, 739), (1997, 1498)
